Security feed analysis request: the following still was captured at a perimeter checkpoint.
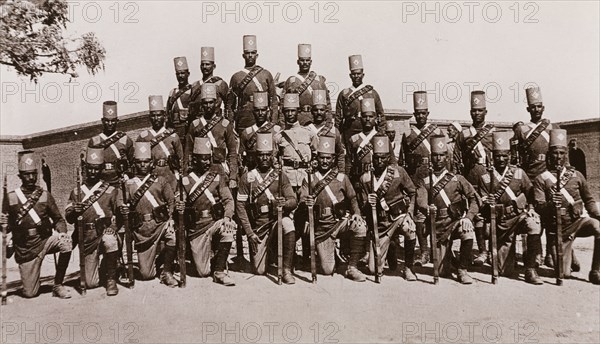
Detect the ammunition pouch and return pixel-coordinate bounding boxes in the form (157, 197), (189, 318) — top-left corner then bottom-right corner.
(18, 217), (53, 240)
(448, 198), (468, 220)
(211, 202), (225, 220)
(156, 159), (168, 167)
(184, 207), (196, 227)
(387, 198), (410, 219)
(90, 217), (112, 234)
(314, 203), (346, 221)
(116, 158), (129, 175)
(168, 154), (181, 171)
(129, 211), (141, 229)
(568, 200), (585, 221)
(152, 204), (170, 223)
(212, 147), (226, 162)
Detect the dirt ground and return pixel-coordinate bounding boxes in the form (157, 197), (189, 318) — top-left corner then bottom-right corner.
(1, 237), (599, 344)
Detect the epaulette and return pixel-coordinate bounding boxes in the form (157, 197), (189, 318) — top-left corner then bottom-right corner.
(106, 186), (114, 194)
(90, 135), (102, 145)
(192, 119), (200, 127)
(350, 134), (360, 143)
(169, 88), (176, 97)
(126, 179), (137, 185)
(118, 134), (129, 144)
(7, 192), (18, 205)
(214, 174), (221, 182)
(274, 125), (282, 133)
(182, 176), (190, 186)
(139, 130), (149, 138)
(222, 118), (230, 127)
(247, 172), (256, 183)
(336, 173), (345, 182)
(541, 171), (552, 180)
(462, 128), (471, 138)
(481, 174), (491, 184)
(289, 76), (296, 83)
(319, 75), (326, 82)
(513, 168), (522, 179)
(245, 127), (254, 134)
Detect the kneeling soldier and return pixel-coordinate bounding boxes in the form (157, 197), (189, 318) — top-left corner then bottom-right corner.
(299, 136), (368, 281)
(176, 137), (236, 286)
(357, 135), (418, 280)
(236, 133), (297, 283)
(0, 151), (72, 298)
(416, 136), (479, 284)
(476, 131), (543, 285)
(66, 148), (122, 295)
(533, 129), (600, 284)
(121, 142), (177, 287)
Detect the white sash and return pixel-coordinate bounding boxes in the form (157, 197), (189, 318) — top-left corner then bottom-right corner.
(100, 132), (121, 158)
(243, 68), (264, 91)
(81, 182), (106, 217)
(315, 171), (338, 204)
(14, 188), (41, 224)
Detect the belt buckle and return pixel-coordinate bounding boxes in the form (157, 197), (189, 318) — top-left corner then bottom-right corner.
(84, 223), (95, 231)
(421, 157), (429, 164)
(260, 205), (270, 214)
(322, 207), (332, 216)
(538, 153), (546, 161)
(293, 160), (300, 169)
(142, 214), (153, 222)
(105, 163), (114, 170)
(201, 210), (211, 218)
(27, 228), (37, 236)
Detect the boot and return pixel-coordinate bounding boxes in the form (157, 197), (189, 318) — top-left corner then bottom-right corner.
(571, 250), (581, 272)
(213, 242), (235, 286)
(414, 223), (429, 267)
(346, 237), (366, 282)
(105, 251), (119, 296)
(545, 241), (555, 268)
(457, 239), (474, 284)
(474, 228), (488, 266)
(52, 285), (72, 299)
(282, 232), (296, 284)
(525, 268), (543, 285)
(52, 252), (72, 299)
(589, 271), (600, 285)
(387, 238), (398, 271)
(590, 239), (600, 285)
(457, 269), (473, 284)
(404, 238), (417, 281)
(474, 250), (489, 266)
(160, 246), (178, 288)
(525, 235), (542, 269)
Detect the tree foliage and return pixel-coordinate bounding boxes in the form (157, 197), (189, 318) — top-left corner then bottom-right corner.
(0, 0), (106, 81)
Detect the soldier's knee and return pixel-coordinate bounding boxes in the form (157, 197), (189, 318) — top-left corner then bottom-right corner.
(102, 234), (119, 253)
(282, 217), (295, 234)
(321, 262), (335, 275)
(460, 230), (475, 241)
(197, 265), (211, 277)
(21, 289), (38, 298)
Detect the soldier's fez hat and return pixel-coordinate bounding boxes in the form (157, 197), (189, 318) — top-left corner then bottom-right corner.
(86, 147), (105, 165)
(549, 129), (567, 148)
(317, 136), (335, 155)
(492, 131), (512, 152)
(148, 95), (164, 112)
(373, 135), (390, 154)
(193, 137), (213, 155)
(256, 133), (273, 153)
(134, 142), (152, 160)
(102, 101), (118, 120)
(18, 151), (37, 172)
(430, 135), (448, 154)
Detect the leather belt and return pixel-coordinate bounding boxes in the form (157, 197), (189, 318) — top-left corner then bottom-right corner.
(259, 205), (270, 214)
(104, 163), (114, 170)
(141, 213), (154, 222)
(436, 208), (449, 219)
(321, 207), (333, 216)
(212, 157), (224, 164)
(283, 160), (309, 169)
(26, 228), (38, 236)
(156, 159), (168, 167)
(475, 158), (486, 164)
(199, 210), (211, 218)
(84, 223), (96, 231)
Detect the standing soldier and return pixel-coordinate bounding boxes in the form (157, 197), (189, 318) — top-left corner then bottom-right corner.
(236, 133), (297, 282)
(299, 136), (368, 281)
(416, 136), (479, 284)
(357, 135), (418, 280)
(121, 142), (177, 287)
(336, 55), (386, 146)
(176, 137), (236, 286)
(532, 129), (600, 285)
(166, 56), (193, 143)
(400, 91), (443, 266)
(446, 122), (462, 173)
(137, 96), (184, 190)
(239, 91), (281, 173)
(65, 148), (122, 295)
(189, 47), (230, 122)
(306, 90), (345, 172)
(283, 44), (331, 126)
(347, 99), (395, 182)
(0, 151), (72, 298)
(514, 86), (563, 268)
(87, 101), (134, 187)
(184, 83), (238, 188)
(455, 90), (496, 265)
(385, 122), (401, 162)
(229, 35), (277, 133)
(475, 131), (544, 285)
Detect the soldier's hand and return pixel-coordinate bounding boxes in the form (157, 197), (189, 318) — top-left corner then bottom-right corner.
(72, 202), (85, 215)
(552, 191), (563, 207)
(119, 204), (130, 215)
(248, 233), (261, 253)
(229, 180), (238, 189)
(276, 197), (286, 208)
(485, 195), (496, 205)
(303, 195), (315, 207)
(175, 201), (186, 213)
(0, 213), (8, 226)
(367, 193), (377, 206)
(104, 226), (116, 236)
(459, 218), (474, 233)
(222, 217), (236, 235)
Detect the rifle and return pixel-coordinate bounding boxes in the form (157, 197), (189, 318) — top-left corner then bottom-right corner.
(555, 167), (564, 286)
(120, 174), (135, 288)
(486, 156), (499, 284)
(307, 165), (317, 284)
(277, 155), (283, 285)
(177, 176), (186, 288)
(76, 167), (86, 295)
(2, 176), (8, 305)
(370, 167), (381, 283)
(428, 163), (439, 285)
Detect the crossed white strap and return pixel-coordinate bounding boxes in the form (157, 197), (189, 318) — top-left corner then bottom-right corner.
(526, 121), (549, 142)
(373, 169), (390, 210)
(176, 89), (191, 110)
(358, 129), (377, 152)
(411, 124), (431, 152)
(252, 170), (275, 201)
(348, 84), (367, 101)
(295, 73), (314, 95)
(315, 171), (338, 204)
(307, 123), (318, 134)
(492, 168), (517, 201)
(190, 172), (216, 205)
(134, 175), (159, 208)
(14, 188), (41, 224)
(100, 132), (121, 158)
(469, 126), (488, 159)
(150, 127), (171, 158)
(199, 117), (218, 148)
(243, 68), (264, 91)
(542, 168), (588, 217)
(431, 170), (452, 207)
(81, 181), (106, 217)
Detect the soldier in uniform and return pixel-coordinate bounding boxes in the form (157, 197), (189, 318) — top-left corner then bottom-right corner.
(446, 122), (462, 173)
(229, 35), (278, 133)
(400, 91), (443, 266)
(121, 142), (177, 287)
(166, 56), (193, 143)
(184, 83), (238, 188)
(306, 89), (345, 172)
(335, 55), (386, 146)
(283, 44), (331, 126)
(532, 129), (600, 285)
(65, 148), (122, 295)
(0, 151), (72, 298)
(475, 131), (544, 285)
(176, 137), (236, 286)
(347, 99), (395, 182)
(454, 91), (495, 265)
(357, 135), (418, 280)
(514, 86), (563, 267)
(238, 91), (281, 173)
(299, 136), (368, 281)
(87, 101), (134, 187)
(236, 133), (297, 283)
(137, 95), (184, 190)
(416, 136), (479, 284)
(189, 47), (230, 122)
(385, 122), (401, 162)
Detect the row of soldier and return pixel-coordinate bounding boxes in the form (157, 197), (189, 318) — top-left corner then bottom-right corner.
(1, 36), (600, 300)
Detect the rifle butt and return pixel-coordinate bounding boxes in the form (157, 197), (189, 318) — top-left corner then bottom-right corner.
(277, 207), (283, 285)
(77, 216), (86, 295)
(308, 206), (317, 283)
(177, 211), (186, 288)
(1, 223), (7, 305)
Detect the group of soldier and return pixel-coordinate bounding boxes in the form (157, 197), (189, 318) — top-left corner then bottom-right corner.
(2, 35), (599, 301)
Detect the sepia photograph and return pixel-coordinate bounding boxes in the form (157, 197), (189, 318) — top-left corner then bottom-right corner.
(1, 1), (599, 343)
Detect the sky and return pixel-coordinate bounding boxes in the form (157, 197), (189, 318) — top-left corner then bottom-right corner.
(1, 0), (599, 135)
